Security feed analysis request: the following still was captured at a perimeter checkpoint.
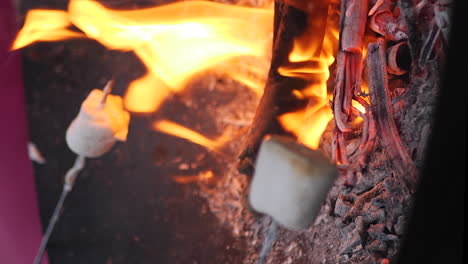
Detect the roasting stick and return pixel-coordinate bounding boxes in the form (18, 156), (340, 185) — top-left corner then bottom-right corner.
(99, 79), (113, 108)
(33, 81), (130, 264)
(33, 155), (86, 264)
(257, 219), (278, 264)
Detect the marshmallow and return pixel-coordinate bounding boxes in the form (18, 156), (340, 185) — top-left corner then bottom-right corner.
(66, 88), (130, 158)
(28, 142), (46, 164)
(249, 135), (338, 230)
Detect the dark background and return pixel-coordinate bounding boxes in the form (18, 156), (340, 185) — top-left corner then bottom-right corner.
(398, 0), (466, 263)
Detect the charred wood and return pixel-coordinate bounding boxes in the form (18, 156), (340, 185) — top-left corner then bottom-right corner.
(367, 38), (417, 192)
(398, 0), (422, 71)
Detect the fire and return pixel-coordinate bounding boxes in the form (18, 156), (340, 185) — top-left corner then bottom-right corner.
(12, 1), (344, 182)
(11, 10), (84, 50)
(12, 0), (273, 112)
(352, 99), (366, 114)
(153, 120), (229, 152)
(277, 13), (339, 149)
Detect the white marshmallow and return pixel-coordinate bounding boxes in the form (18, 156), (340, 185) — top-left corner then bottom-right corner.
(28, 142), (46, 164)
(249, 135), (338, 230)
(66, 89), (130, 158)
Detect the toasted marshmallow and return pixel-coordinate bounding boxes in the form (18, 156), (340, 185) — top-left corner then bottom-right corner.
(249, 136), (338, 230)
(66, 89), (130, 157)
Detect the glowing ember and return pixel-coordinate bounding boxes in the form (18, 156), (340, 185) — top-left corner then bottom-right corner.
(12, 0), (273, 112)
(172, 170), (214, 184)
(352, 99), (366, 114)
(277, 15), (339, 150)
(153, 120), (229, 152)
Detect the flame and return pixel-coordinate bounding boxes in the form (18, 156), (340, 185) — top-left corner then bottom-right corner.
(12, 10), (84, 50)
(12, 0), (273, 112)
(277, 13), (339, 149)
(153, 120), (229, 152)
(172, 170), (214, 184)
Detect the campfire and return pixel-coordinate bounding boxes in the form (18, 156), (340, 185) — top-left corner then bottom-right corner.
(7, 0), (456, 263)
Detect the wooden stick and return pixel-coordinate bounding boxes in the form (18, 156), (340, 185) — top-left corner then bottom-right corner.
(333, 0), (366, 133)
(33, 155), (86, 264)
(99, 79), (114, 108)
(341, 0), (368, 53)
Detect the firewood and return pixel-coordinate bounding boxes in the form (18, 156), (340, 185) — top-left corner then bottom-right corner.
(348, 101), (377, 169)
(369, 9), (407, 41)
(398, 0), (422, 70)
(332, 52), (362, 133)
(238, 1), (330, 175)
(386, 41), (411, 75)
(340, 0), (368, 53)
(344, 180), (385, 219)
(418, 21), (441, 68)
(332, 0), (367, 135)
(367, 39), (417, 192)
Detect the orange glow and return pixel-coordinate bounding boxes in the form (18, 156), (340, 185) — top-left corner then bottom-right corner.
(172, 170), (214, 184)
(12, 10), (84, 50)
(12, 0), (273, 112)
(153, 120), (229, 152)
(278, 105), (333, 149)
(352, 100), (366, 114)
(277, 13), (339, 149)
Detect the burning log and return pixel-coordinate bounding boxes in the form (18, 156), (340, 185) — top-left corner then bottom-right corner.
(332, 52), (363, 133)
(332, 0), (368, 170)
(367, 39), (417, 191)
(340, 0), (368, 53)
(332, 0), (367, 133)
(238, 0), (331, 175)
(347, 100), (377, 170)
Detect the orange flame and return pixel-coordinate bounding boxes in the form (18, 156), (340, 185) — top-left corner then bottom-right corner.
(153, 120), (229, 152)
(12, 0), (273, 112)
(12, 10), (84, 50)
(277, 13), (339, 149)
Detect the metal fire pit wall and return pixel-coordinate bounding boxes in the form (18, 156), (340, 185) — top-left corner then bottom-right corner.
(0, 1), (48, 263)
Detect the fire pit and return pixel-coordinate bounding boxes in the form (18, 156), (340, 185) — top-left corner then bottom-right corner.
(5, 0), (463, 263)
